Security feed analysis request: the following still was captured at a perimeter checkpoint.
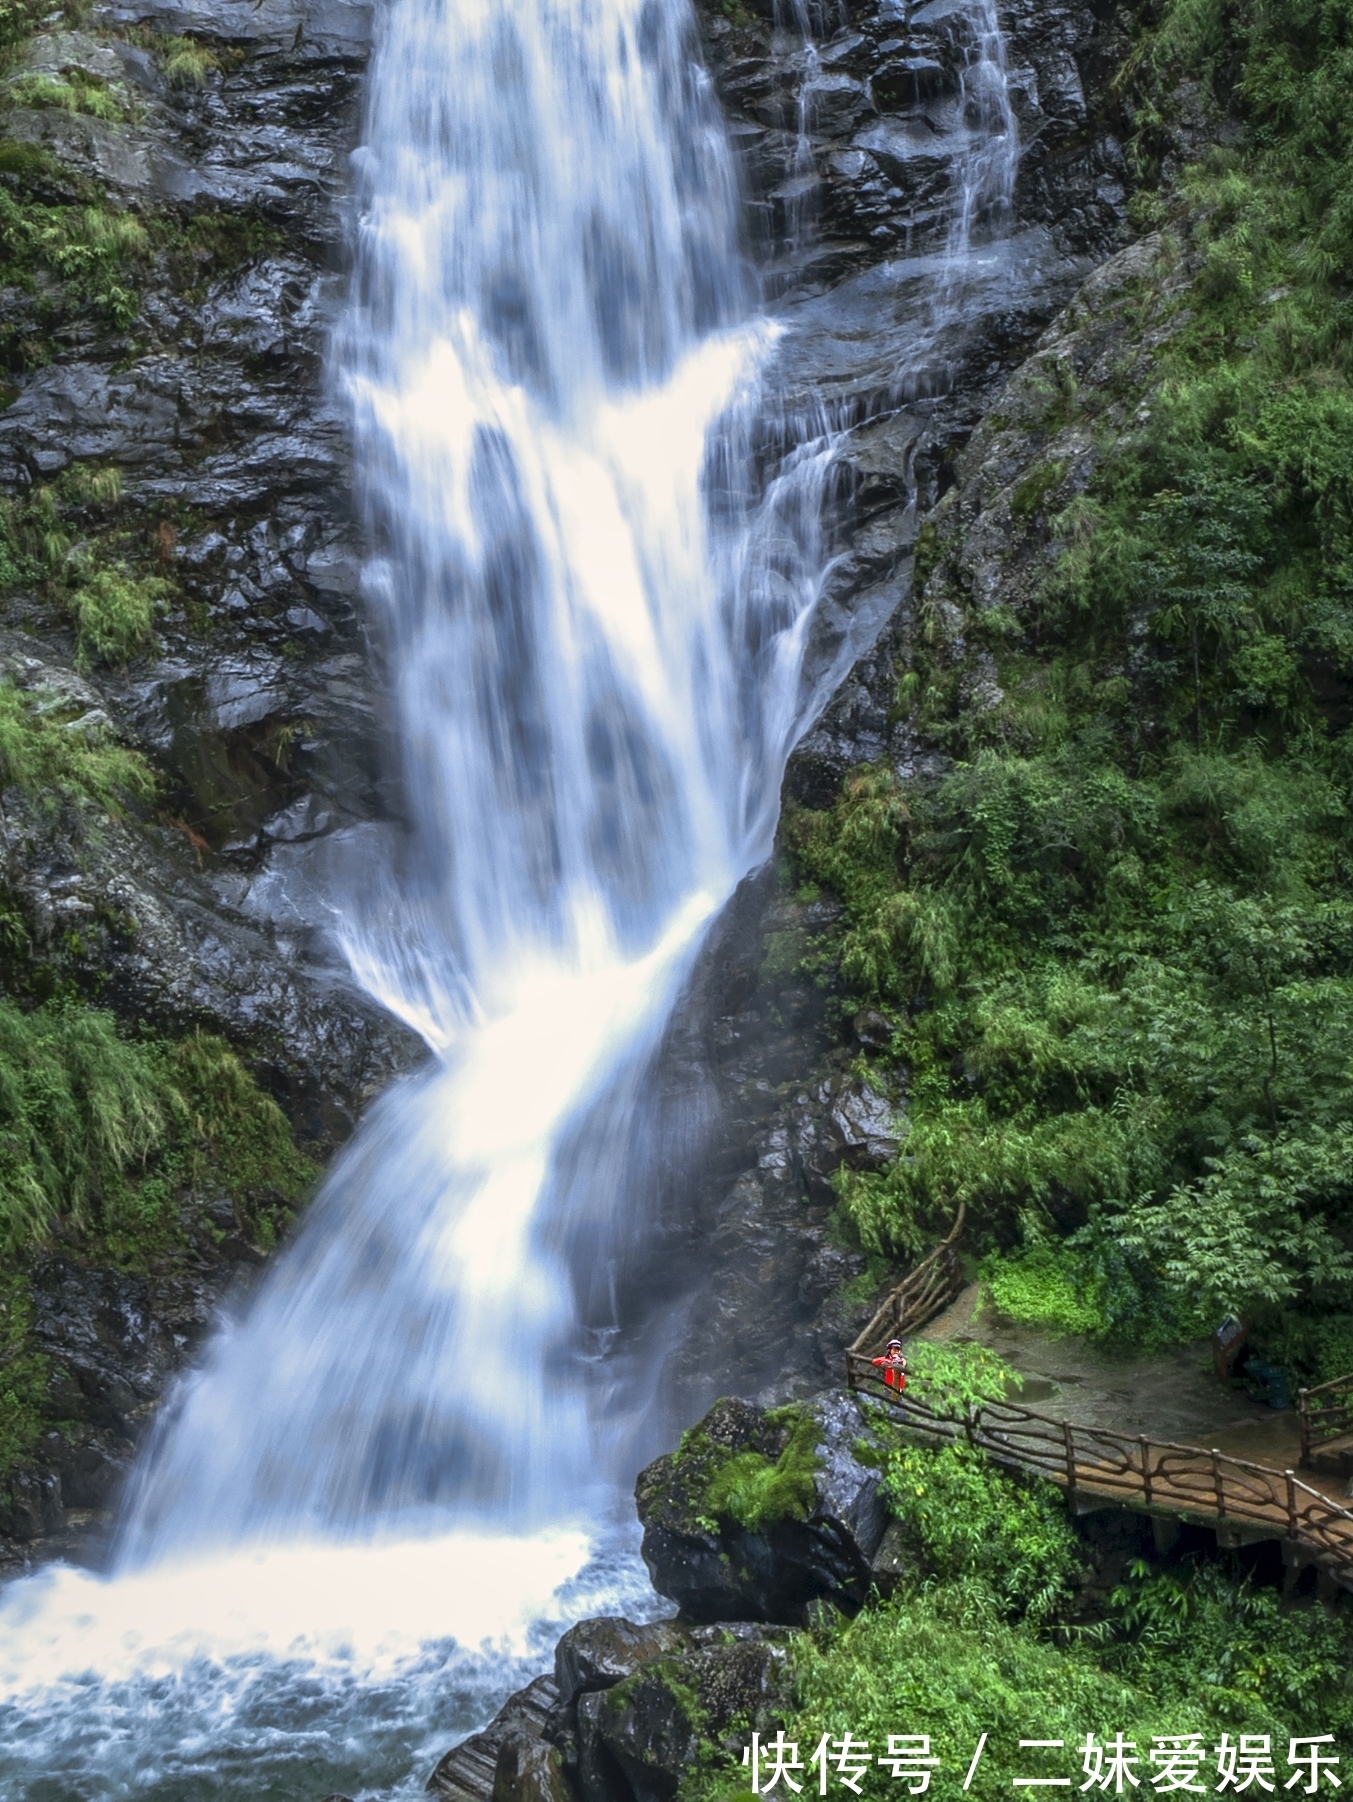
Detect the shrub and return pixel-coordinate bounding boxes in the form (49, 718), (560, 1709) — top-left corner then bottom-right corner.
(7, 71), (131, 121)
(67, 565), (169, 664)
(0, 1000), (165, 1250)
(0, 678), (155, 814)
(0, 1008), (314, 1254)
(881, 1440), (1079, 1625)
(158, 35), (220, 87)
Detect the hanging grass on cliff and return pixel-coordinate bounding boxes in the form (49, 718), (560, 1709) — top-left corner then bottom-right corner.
(0, 1010), (315, 1255)
(781, 0), (1353, 1375)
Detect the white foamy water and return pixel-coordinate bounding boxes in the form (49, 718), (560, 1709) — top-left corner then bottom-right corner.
(0, 0), (1022, 1789)
(0, 1523), (660, 1799)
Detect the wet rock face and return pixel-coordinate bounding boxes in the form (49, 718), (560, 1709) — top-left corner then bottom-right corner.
(634, 1392), (893, 1624)
(0, 0), (400, 951)
(0, 0), (425, 1561)
(695, 0), (1128, 296)
(0, 1252), (254, 1556)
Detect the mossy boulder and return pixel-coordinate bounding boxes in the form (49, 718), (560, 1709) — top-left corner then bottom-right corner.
(634, 1392), (892, 1624)
(584, 1631), (792, 1802)
(543, 1616), (793, 1802)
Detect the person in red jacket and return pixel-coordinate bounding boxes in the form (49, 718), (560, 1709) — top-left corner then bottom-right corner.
(871, 1339), (907, 1391)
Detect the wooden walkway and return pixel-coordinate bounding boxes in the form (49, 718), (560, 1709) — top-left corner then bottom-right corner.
(1300, 1371), (1353, 1473)
(846, 1357), (1353, 1591)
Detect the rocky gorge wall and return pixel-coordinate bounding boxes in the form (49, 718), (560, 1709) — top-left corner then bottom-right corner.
(0, 0), (1138, 1555)
(615, 0), (1139, 1425)
(0, 0), (424, 1560)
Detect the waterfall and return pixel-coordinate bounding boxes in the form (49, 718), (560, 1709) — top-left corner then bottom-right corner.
(0, 0), (1030, 1791)
(112, 0), (837, 1563)
(945, 0), (1018, 271)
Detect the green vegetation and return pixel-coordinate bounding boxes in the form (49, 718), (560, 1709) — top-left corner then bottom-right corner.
(784, 0), (1353, 1384)
(0, 176), (150, 339)
(692, 1427), (1353, 1802)
(0, 1012), (317, 1479)
(899, 1338), (1018, 1417)
(0, 1000), (162, 1251)
(67, 565), (169, 663)
(881, 1439), (1079, 1625)
(703, 1406), (823, 1532)
(0, 1009), (315, 1256)
(0, 464), (178, 664)
(0, 1275), (48, 1468)
(0, 677), (154, 812)
(7, 69), (133, 122)
(158, 35), (219, 88)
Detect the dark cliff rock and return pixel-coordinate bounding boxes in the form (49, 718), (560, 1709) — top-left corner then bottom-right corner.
(0, 0), (426, 1561)
(635, 1391), (893, 1624)
(0, 632), (419, 1137)
(693, 0), (1129, 296)
(0, 0), (411, 1022)
(0, 1249), (257, 1552)
(643, 0), (1143, 1417)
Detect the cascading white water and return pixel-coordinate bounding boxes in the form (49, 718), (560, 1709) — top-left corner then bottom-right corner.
(0, 0), (1025, 1792)
(113, 0), (838, 1561)
(945, 0), (1017, 270)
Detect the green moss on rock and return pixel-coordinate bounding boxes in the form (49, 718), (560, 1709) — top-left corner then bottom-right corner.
(703, 1407), (822, 1533)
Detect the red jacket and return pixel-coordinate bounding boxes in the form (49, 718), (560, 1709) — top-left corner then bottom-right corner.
(871, 1356), (906, 1391)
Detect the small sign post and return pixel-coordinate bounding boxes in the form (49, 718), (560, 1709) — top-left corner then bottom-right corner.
(1213, 1315), (1249, 1381)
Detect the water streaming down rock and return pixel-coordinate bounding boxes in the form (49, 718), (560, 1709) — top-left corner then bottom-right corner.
(113, 0), (847, 1563)
(0, 0), (1050, 1791)
(945, 0), (1018, 273)
(112, 0), (1024, 1568)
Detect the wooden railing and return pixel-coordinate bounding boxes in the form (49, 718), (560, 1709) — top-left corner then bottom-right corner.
(848, 1204), (966, 1359)
(1298, 1372), (1353, 1465)
(846, 1358), (1353, 1588)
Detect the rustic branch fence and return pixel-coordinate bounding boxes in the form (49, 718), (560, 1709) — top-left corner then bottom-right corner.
(1298, 1372), (1353, 1467)
(846, 1357), (1353, 1589)
(848, 1203), (967, 1358)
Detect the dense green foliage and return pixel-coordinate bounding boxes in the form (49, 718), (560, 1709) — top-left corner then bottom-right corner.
(0, 1273), (48, 1468)
(784, 0), (1353, 1378)
(881, 1440), (1080, 1625)
(895, 1338), (1017, 1417)
(0, 461), (180, 666)
(0, 1000), (318, 1475)
(0, 676), (154, 810)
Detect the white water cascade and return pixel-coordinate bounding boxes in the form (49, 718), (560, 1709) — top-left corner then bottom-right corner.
(0, 0), (1022, 1792)
(111, 0), (840, 1563)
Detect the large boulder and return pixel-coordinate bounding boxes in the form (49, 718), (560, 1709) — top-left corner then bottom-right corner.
(634, 1391), (896, 1624)
(425, 1615), (796, 1802)
(547, 1616), (793, 1802)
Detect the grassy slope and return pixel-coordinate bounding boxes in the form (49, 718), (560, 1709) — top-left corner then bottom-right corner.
(783, 0), (1353, 1384)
